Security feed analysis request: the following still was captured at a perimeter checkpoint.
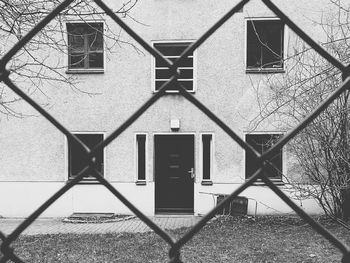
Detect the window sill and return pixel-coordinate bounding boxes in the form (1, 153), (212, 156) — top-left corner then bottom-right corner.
(66, 69), (104, 74)
(136, 180), (147, 185)
(201, 180), (213, 186)
(248, 179), (285, 186)
(68, 179), (101, 185)
(153, 90), (195, 94)
(245, 68), (285, 74)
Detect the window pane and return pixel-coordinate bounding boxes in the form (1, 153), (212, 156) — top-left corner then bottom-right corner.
(69, 134), (104, 180)
(155, 80), (193, 91)
(261, 22), (283, 68)
(245, 134), (282, 179)
(155, 68), (193, 79)
(69, 34), (85, 52)
(202, 135), (212, 180)
(156, 57), (193, 67)
(67, 23), (83, 33)
(137, 135), (146, 180)
(88, 30), (103, 51)
(87, 23), (103, 34)
(67, 24), (86, 52)
(155, 81), (177, 91)
(154, 43), (193, 56)
(178, 81), (193, 90)
(69, 53), (85, 69)
(247, 20), (284, 69)
(89, 52), (103, 68)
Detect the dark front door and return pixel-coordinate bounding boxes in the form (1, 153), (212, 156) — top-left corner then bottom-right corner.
(155, 135), (194, 213)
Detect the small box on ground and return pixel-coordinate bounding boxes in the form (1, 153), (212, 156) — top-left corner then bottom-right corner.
(216, 195), (248, 216)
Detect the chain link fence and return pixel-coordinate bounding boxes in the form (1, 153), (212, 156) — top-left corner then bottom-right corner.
(0, 0), (350, 262)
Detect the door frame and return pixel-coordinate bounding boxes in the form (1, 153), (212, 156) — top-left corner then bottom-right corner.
(153, 133), (196, 214)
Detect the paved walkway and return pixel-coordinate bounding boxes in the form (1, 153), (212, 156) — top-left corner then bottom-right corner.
(0, 216), (201, 236)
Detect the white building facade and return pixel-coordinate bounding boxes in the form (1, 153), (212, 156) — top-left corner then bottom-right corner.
(0, 0), (328, 217)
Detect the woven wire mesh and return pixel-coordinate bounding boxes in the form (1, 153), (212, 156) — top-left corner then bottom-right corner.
(0, 0), (350, 262)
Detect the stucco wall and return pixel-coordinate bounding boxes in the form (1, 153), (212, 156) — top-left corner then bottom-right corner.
(0, 0), (330, 180)
(0, 0), (331, 216)
(0, 182), (322, 217)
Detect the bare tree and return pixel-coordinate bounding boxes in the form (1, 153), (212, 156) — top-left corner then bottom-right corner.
(248, 0), (350, 220)
(0, 0), (140, 117)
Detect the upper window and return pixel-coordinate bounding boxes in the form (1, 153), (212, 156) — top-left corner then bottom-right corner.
(154, 42), (194, 92)
(246, 19), (284, 71)
(68, 133), (104, 181)
(245, 134), (283, 180)
(67, 22), (104, 71)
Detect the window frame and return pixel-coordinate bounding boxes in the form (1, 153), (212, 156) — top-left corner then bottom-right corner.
(152, 40), (197, 93)
(135, 133), (148, 185)
(200, 133), (214, 185)
(66, 132), (106, 183)
(66, 21), (105, 74)
(244, 132), (284, 183)
(245, 17), (287, 73)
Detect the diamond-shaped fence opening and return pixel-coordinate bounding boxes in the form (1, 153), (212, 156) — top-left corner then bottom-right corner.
(0, 0), (350, 262)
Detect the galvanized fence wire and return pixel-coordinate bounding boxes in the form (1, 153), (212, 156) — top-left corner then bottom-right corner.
(0, 0), (350, 262)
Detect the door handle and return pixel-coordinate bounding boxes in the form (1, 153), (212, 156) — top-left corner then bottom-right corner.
(188, 168), (195, 179)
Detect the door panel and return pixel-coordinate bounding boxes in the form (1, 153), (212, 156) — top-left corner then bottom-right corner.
(155, 135), (194, 213)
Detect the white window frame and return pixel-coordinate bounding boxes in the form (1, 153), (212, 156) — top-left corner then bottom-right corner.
(244, 17), (288, 73)
(134, 133), (148, 184)
(65, 20), (106, 74)
(243, 131), (286, 184)
(200, 133), (214, 185)
(151, 40), (197, 93)
(65, 131), (106, 183)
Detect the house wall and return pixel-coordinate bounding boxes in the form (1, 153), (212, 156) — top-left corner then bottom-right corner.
(0, 0), (330, 217)
(0, 182), (321, 217)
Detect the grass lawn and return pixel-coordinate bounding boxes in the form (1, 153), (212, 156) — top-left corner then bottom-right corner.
(1, 216), (349, 262)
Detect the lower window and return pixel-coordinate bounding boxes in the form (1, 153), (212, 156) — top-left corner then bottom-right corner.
(201, 134), (213, 184)
(68, 133), (104, 181)
(245, 133), (282, 180)
(136, 134), (147, 183)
